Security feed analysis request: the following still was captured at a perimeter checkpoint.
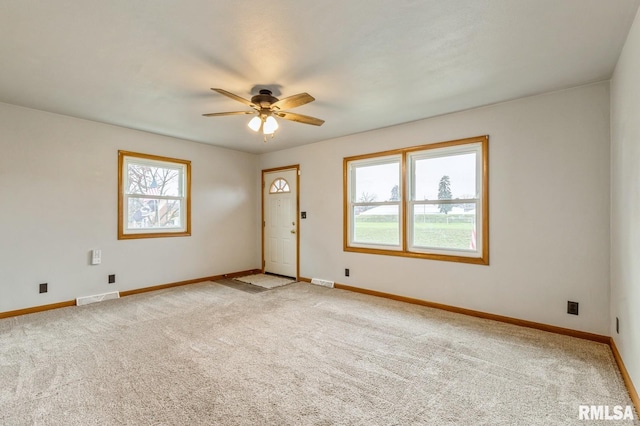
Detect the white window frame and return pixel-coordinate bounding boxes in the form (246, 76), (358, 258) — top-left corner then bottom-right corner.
(407, 142), (483, 258)
(269, 178), (291, 193)
(118, 151), (191, 239)
(343, 136), (488, 265)
(346, 155), (402, 250)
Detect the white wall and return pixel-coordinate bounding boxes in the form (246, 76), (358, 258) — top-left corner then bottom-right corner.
(611, 7), (640, 394)
(260, 82), (611, 335)
(0, 103), (259, 313)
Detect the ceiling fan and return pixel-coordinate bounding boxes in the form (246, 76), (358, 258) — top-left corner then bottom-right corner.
(203, 88), (324, 142)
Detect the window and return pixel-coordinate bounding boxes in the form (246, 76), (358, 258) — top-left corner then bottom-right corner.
(346, 155), (402, 249)
(344, 136), (488, 264)
(118, 151), (191, 239)
(269, 178), (290, 193)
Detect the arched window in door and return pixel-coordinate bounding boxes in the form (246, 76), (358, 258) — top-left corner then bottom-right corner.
(269, 178), (290, 194)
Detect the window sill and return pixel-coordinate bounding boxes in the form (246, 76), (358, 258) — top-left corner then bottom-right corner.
(344, 245), (489, 265)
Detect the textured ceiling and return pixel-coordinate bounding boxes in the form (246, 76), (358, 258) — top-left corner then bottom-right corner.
(1, 1), (638, 153)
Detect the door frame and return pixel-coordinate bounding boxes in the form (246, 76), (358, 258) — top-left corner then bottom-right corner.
(261, 164), (300, 279)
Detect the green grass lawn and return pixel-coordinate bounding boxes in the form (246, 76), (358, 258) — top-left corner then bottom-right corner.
(354, 219), (474, 249)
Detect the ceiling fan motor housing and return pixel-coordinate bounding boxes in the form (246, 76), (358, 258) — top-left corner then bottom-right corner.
(251, 89), (279, 109)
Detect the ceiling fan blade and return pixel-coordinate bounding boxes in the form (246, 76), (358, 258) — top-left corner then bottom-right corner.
(270, 93), (315, 111)
(202, 111), (256, 117)
(211, 88), (255, 108)
(275, 111), (324, 126)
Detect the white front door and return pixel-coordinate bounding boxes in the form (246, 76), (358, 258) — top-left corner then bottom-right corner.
(263, 168), (298, 278)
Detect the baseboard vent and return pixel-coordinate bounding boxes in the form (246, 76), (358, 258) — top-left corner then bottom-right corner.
(311, 278), (334, 288)
(76, 291), (120, 306)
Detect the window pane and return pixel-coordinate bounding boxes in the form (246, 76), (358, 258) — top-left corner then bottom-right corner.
(413, 152), (476, 201)
(412, 204), (476, 250)
(127, 163), (182, 197)
(128, 198), (182, 229)
(353, 205), (400, 246)
(269, 178), (290, 193)
(353, 161), (400, 203)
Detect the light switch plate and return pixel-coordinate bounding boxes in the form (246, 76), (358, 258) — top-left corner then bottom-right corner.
(91, 249), (101, 265)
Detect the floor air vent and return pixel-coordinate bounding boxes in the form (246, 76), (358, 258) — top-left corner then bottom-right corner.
(76, 291), (120, 306)
(311, 278), (334, 288)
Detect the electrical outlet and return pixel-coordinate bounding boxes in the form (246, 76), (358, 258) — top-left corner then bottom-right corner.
(567, 301), (579, 315)
(39, 283), (48, 293)
(108, 274), (116, 284)
(345, 268), (350, 277)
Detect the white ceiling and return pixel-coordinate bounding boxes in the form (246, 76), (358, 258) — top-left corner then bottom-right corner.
(1, 1), (638, 154)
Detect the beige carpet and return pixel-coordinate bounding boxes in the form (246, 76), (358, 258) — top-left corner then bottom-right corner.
(0, 282), (637, 425)
(234, 273), (296, 289)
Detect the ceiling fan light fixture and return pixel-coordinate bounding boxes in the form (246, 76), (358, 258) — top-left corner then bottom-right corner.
(205, 87), (324, 143)
(248, 116), (262, 132)
(263, 116), (279, 135)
